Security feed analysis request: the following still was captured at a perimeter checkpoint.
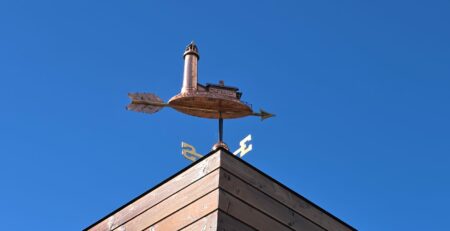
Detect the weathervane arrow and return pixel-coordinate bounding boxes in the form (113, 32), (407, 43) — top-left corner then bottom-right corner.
(127, 42), (274, 150)
(127, 93), (275, 121)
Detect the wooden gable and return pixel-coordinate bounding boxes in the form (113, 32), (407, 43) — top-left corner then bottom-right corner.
(85, 149), (355, 231)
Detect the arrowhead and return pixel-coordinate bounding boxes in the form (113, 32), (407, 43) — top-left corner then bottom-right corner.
(259, 109), (275, 121)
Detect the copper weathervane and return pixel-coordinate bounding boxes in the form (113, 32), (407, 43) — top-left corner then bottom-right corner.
(127, 42), (274, 152)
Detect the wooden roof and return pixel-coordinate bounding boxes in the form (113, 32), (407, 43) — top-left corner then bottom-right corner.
(84, 148), (356, 231)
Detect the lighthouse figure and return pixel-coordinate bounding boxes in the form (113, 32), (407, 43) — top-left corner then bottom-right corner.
(169, 42), (253, 120)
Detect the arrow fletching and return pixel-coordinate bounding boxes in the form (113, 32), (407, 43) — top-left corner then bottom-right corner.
(127, 93), (165, 114)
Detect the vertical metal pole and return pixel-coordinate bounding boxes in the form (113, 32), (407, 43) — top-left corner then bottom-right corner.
(219, 118), (223, 142)
(212, 112), (228, 151)
(218, 112), (223, 143)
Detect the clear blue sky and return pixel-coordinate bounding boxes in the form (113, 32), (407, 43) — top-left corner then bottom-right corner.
(1, 1), (449, 230)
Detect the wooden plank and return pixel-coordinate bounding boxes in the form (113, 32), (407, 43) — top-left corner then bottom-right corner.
(217, 210), (256, 231)
(218, 190), (292, 231)
(180, 211), (218, 231)
(219, 169), (324, 231)
(117, 169), (220, 231)
(88, 152), (221, 231)
(220, 151), (353, 231)
(180, 210), (256, 231)
(144, 190), (220, 230)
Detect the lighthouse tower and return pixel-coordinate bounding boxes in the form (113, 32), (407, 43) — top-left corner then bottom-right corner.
(181, 42), (200, 94)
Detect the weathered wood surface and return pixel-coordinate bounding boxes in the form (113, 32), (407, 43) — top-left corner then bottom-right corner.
(219, 169), (324, 231)
(220, 151), (354, 231)
(218, 190), (292, 231)
(144, 190), (220, 231)
(117, 169), (220, 231)
(216, 211), (256, 231)
(88, 152), (221, 231)
(180, 211), (218, 231)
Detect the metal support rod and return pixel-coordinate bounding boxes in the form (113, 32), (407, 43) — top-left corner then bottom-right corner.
(212, 112), (228, 151)
(219, 113), (223, 142)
